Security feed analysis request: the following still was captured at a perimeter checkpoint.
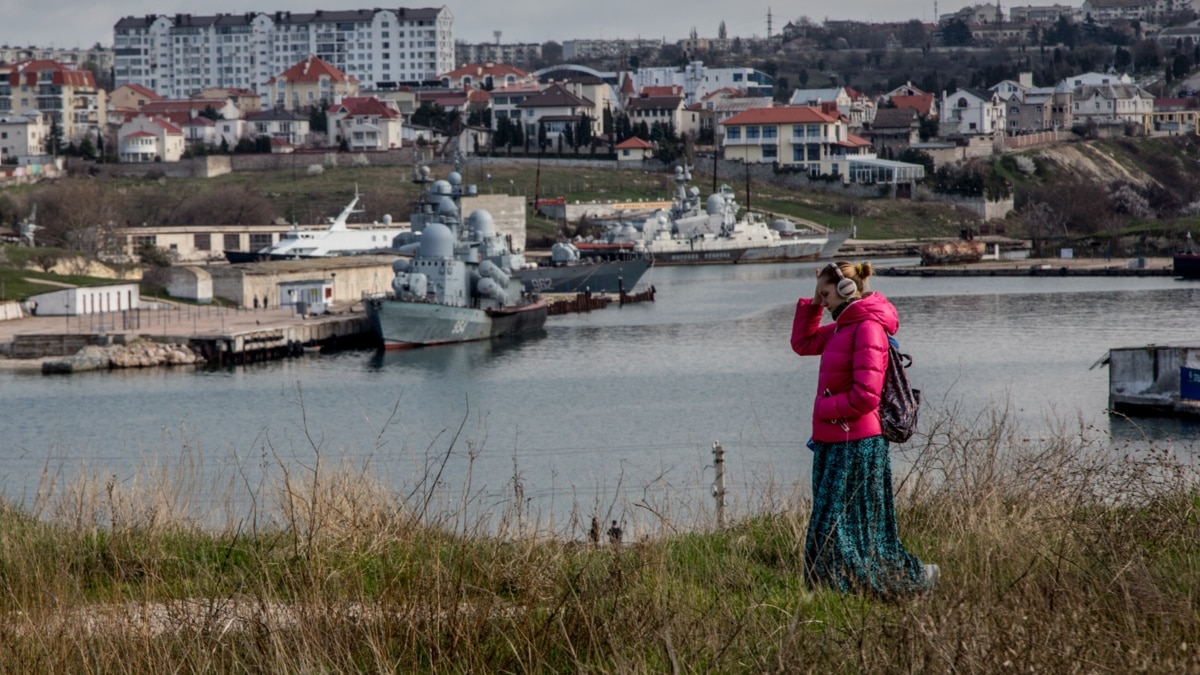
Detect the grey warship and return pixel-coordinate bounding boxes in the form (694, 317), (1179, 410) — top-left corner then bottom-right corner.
(365, 169), (547, 349)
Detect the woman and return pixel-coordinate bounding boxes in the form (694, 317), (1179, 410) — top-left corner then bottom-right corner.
(790, 261), (936, 597)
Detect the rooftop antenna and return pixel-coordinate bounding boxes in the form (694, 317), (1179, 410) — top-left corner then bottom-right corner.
(767, 7), (773, 37)
(493, 30), (502, 45)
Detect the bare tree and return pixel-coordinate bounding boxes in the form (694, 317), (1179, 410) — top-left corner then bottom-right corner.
(35, 180), (120, 255)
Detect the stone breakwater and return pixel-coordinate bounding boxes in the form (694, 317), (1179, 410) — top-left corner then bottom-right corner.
(42, 340), (205, 374)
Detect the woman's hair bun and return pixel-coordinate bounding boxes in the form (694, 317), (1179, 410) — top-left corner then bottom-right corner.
(856, 261), (874, 281)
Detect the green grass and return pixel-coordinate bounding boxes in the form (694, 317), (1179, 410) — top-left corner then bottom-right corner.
(0, 264), (129, 302)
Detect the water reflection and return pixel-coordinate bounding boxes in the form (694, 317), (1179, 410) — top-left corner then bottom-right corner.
(366, 329), (549, 374)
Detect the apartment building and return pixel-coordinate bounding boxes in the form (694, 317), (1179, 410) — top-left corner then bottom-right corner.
(0, 46), (114, 74)
(0, 60), (106, 143)
(113, 7), (454, 99)
(455, 42), (542, 67)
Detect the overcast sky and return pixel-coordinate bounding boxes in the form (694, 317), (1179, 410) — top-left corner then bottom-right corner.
(0, 0), (940, 49)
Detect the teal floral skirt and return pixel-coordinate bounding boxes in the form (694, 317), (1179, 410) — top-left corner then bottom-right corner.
(805, 435), (929, 598)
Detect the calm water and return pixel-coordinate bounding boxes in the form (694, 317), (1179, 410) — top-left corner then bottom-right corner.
(2, 262), (1198, 532)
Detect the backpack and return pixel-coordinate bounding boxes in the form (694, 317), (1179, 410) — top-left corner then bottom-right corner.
(880, 336), (921, 444)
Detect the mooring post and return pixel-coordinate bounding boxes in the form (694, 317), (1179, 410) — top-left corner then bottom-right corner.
(712, 441), (726, 529)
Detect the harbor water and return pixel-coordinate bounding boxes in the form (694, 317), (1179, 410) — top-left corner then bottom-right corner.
(2, 261), (1198, 534)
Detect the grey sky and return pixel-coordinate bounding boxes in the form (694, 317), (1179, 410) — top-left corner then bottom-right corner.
(0, 0), (938, 51)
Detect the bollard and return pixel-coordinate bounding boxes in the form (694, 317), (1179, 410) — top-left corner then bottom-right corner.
(712, 441), (726, 529)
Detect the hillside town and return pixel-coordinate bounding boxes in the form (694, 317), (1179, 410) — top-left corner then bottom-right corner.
(0, 1), (1197, 187)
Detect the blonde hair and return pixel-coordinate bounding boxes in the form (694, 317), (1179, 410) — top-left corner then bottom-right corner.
(819, 261), (873, 295)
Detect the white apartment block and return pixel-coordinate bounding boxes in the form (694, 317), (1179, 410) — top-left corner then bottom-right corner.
(562, 38), (663, 60)
(113, 7), (454, 99)
(631, 62), (774, 106)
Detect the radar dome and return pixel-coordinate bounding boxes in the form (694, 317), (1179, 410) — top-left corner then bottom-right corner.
(391, 258), (410, 274)
(689, 187), (700, 198)
(706, 193), (725, 215)
(419, 166), (431, 180)
(448, 171), (463, 185)
(437, 196), (458, 216)
(468, 210), (496, 239)
(382, 214), (393, 225)
(432, 180), (452, 196)
(419, 222), (455, 259)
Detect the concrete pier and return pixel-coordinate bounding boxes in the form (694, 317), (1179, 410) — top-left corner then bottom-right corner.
(0, 302), (374, 370)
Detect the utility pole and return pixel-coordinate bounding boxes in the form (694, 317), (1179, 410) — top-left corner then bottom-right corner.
(712, 441), (726, 529)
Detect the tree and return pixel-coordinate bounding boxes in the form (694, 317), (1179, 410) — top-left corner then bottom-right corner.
(77, 135), (97, 161)
(1114, 46), (1133, 71)
(198, 105), (223, 121)
(563, 122), (575, 150)
(603, 107), (614, 136)
(1173, 52), (1192, 80)
(541, 41), (563, 64)
(718, 21), (727, 40)
(577, 113), (592, 147)
(47, 118), (65, 156)
(941, 19), (973, 47)
(537, 123), (547, 152)
(309, 103), (328, 133)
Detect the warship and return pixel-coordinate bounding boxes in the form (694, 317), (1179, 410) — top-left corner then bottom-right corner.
(574, 167), (846, 265)
(391, 169), (651, 295)
(365, 169), (547, 349)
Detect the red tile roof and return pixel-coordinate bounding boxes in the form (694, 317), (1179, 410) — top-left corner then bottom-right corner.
(328, 96), (400, 119)
(269, 55), (356, 85)
(890, 94), (935, 116)
(641, 85), (683, 97)
(150, 116), (184, 135)
(616, 137), (653, 149)
(120, 83), (161, 100)
(4, 59), (97, 88)
(720, 106), (839, 126)
(140, 99), (228, 114)
(125, 131), (156, 138)
(439, 62), (531, 81)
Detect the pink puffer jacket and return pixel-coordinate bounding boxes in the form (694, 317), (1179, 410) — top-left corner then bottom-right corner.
(790, 292), (899, 443)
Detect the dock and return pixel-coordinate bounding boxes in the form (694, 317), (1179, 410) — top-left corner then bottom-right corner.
(876, 257), (1175, 277)
(1103, 345), (1200, 420)
(0, 303), (374, 370)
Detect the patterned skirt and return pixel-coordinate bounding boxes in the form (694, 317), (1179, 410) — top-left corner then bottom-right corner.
(805, 435), (929, 598)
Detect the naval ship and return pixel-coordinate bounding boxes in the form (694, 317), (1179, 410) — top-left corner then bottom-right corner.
(574, 166), (847, 265)
(365, 169), (547, 349)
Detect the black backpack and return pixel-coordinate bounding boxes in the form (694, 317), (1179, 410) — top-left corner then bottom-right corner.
(880, 337), (921, 444)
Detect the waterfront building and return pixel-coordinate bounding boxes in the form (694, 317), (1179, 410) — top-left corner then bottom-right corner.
(0, 60), (107, 144)
(113, 7), (454, 99)
(720, 106), (874, 174)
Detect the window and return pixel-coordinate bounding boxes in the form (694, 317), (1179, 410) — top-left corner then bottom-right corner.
(194, 233), (211, 251)
(727, 127), (741, 140)
(224, 233), (240, 250)
(793, 146), (804, 162)
(762, 144), (777, 159)
(762, 126), (777, 140)
(134, 235), (157, 247)
(250, 233), (272, 248)
(746, 126), (760, 140)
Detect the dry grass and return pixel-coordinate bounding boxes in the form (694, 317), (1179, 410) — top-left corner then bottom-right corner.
(1, 404), (1198, 672)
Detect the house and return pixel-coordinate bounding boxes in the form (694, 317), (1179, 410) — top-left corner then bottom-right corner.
(268, 55), (359, 111)
(866, 107), (920, 151)
(791, 86), (874, 127)
(514, 83), (595, 144)
(490, 81), (543, 132)
(939, 88), (1005, 135)
(1072, 82), (1154, 129)
(626, 93), (700, 138)
(700, 89), (775, 136)
(118, 115), (185, 162)
(1151, 97), (1200, 135)
(1001, 81), (1073, 134)
(720, 106), (875, 176)
(109, 83), (162, 111)
(615, 136), (654, 163)
(884, 81), (929, 99)
(180, 116), (218, 147)
(138, 98), (242, 124)
(439, 63), (533, 90)
(213, 118), (247, 148)
(245, 108), (311, 145)
(198, 87), (263, 115)
(550, 74), (616, 138)
(890, 94), (937, 118)
(0, 110), (50, 163)
(326, 97), (403, 150)
(0, 59), (107, 144)
(26, 284), (141, 316)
